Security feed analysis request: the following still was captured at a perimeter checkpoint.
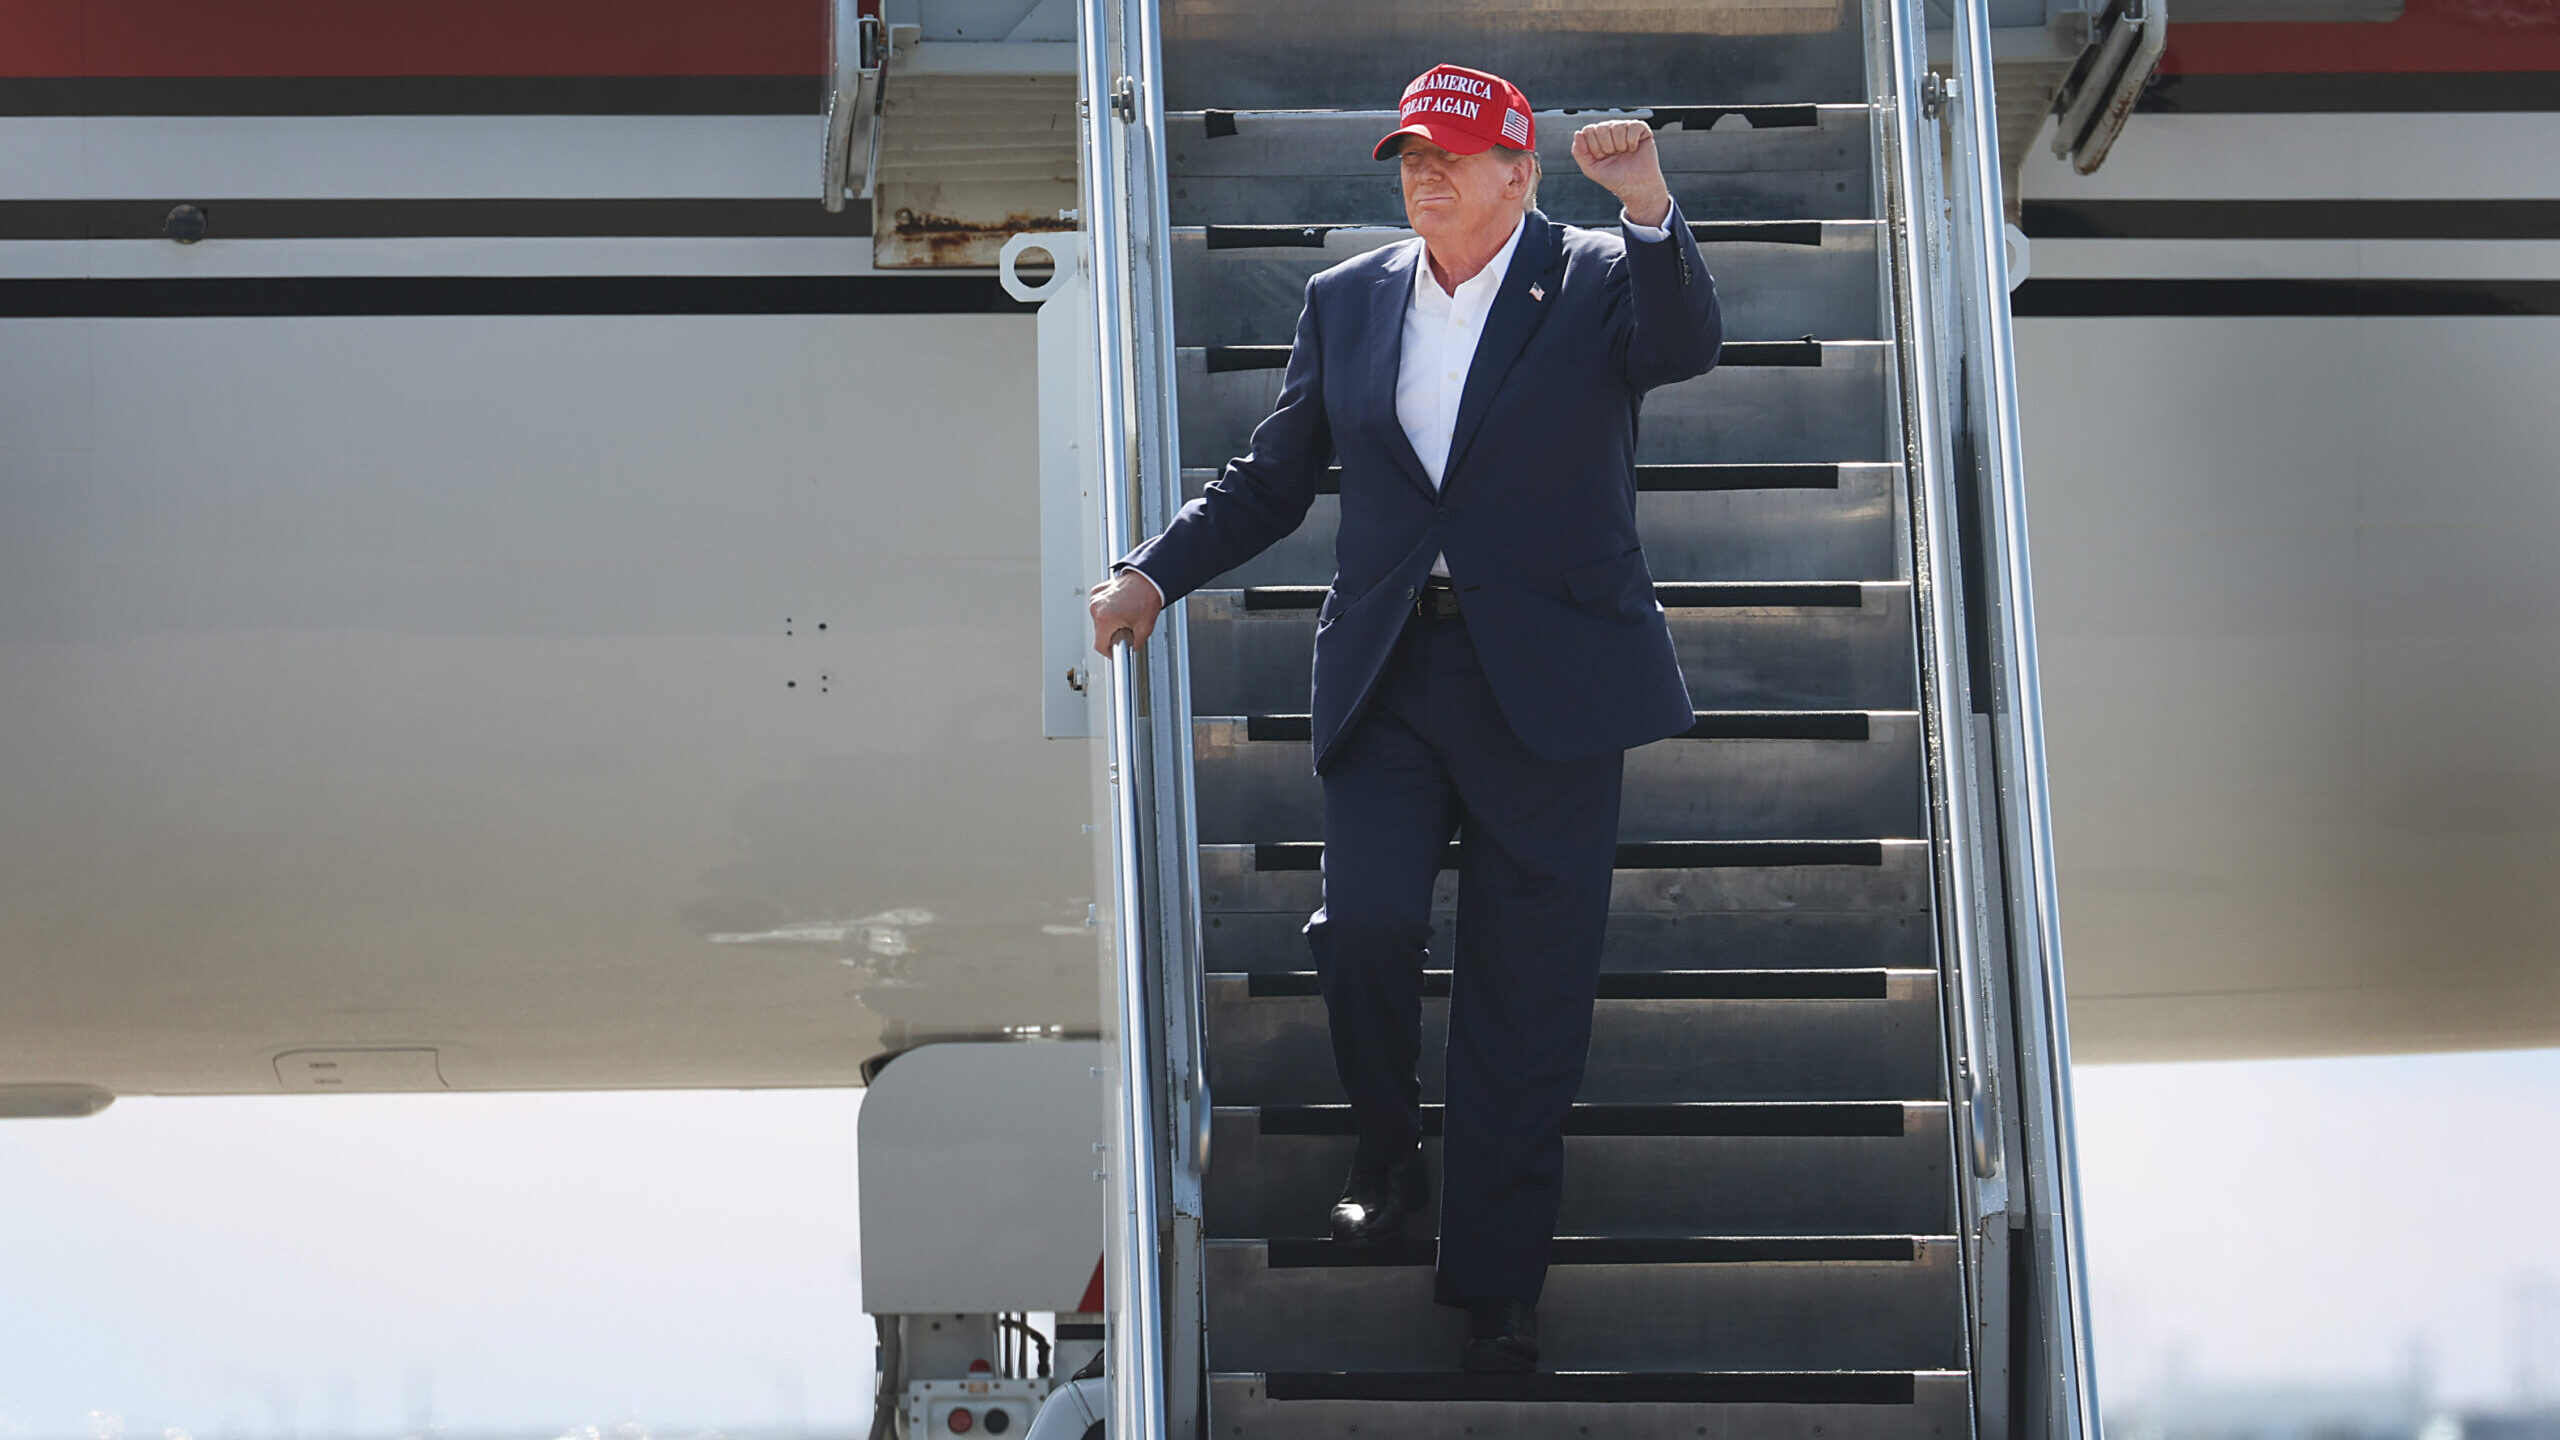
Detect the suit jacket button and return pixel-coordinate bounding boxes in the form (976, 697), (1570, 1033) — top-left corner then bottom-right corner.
(1435, 506), (1452, 520)
(1404, 586), (1417, 599)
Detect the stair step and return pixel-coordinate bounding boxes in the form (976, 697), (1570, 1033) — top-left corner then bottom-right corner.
(1248, 1371), (1945, 1402)
(1197, 838), (1931, 915)
(1206, 1370), (1973, 1440)
(1176, 342), (1894, 467)
(1172, 221), (1883, 347)
(1161, 106), (1873, 226)
(1157, 0), (1866, 112)
(1232, 581), (1869, 610)
(1181, 463), (1904, 588)
(1203, 1237), (1966, 1372)
(1204, 1103), (1955, 1238)
(1199, 840), (1932, 973)
(1265, 1235), (1923, 1266)
(1184, 585), (1920, 714)
(1235, 967), (1895, 998)
(1194, 712), (1923, 844)
(1206, 908), (1933, 973)
(1255, 1101), (1914, 1137)
(1200, 218), (1841, 251)
(1191, 461), (1857, 495)
(1250, 839), (1888, 870)
(1240, 711), (1878, 743)
(1206, 972), (1945, 1105)
(1204, 340), (1829, 372)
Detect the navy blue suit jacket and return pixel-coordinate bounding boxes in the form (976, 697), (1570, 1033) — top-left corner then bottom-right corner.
(1123, 206), (1723, 772)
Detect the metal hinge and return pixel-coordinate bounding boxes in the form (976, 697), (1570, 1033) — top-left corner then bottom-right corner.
(1109, 75), (1139, 120)
(1921, 71), (1956, 119)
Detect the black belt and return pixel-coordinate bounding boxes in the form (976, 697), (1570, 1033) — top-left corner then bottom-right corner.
(1412, 577), (1462, 619)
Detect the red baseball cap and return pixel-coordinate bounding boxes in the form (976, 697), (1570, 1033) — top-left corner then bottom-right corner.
(1372, 63), (1535, 161)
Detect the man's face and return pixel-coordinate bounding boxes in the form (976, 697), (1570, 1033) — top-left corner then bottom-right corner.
(1396, 138), (1525, 240)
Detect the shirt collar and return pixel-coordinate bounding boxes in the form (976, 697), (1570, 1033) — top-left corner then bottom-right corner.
(1414, 214), (1527, 316)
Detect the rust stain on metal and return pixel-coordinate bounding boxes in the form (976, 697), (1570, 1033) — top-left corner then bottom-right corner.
(883, 206), (1077, 268)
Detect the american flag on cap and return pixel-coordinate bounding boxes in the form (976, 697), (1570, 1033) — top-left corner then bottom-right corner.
(1372, 63), (1537, 161)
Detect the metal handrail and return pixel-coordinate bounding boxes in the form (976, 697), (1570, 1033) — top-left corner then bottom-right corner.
(1076, 0), (1170, 1432)
(1101, 634), (1169, 1440)
(1122, 0), (1214, 1182)
(1949, 0), (2106, 1433)
(1880, 0), (2003, 1183)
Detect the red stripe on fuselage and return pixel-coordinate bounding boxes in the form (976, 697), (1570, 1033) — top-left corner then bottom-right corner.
(0, 0), (822, 78)
(2164, 0), (2560, 74)
(19, 1), (2552, 85)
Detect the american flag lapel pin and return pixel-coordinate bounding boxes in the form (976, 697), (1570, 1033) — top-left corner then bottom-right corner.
(1529, 283), (1546, 302)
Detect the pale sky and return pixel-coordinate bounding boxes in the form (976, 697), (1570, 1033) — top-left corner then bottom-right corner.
(0, 1051), (2555, 1438)
(0, 1090), (874, 1440)
(2076, 1047), (2560, 1412)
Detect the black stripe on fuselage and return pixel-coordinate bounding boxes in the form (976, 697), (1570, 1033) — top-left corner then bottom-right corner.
(2021, 199), (2560, 241)
(2138, 71), (2560, 115)
(0, 275), (1035, 318)
(2013, 278), (2560, 317)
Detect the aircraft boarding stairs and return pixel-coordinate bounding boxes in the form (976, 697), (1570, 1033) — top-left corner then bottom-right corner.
(1184, 88), (1962, 1440)
(1068, 3), (2101, 1439)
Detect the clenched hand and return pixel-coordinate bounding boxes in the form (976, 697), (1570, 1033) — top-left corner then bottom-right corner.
(1572, 120), (1674, 230)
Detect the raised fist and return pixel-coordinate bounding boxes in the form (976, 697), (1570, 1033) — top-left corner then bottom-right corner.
(1572, 120), (1673, 229)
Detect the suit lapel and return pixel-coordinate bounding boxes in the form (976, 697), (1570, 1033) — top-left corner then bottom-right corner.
(1367, 239), (1438, 501)
(1441, 211), (1563, 489)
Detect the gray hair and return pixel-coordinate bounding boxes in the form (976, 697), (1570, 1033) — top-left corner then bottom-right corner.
(1497, 144), (1541, 213)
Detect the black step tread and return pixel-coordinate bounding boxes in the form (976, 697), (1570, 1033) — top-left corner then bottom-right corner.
(1237, 581), (1871, 611)
(1185, 462), (1852, 495)
(1236, 711), (1877, 743)
(1169, 102), (1849, 126)
(1250, 1235), (1928, 1268)
(1201, 339), (1827, 372)
(1240, 1371), (1936, 1405)
(1194, 218), (1872, 249)
(1252, 1101), (1914, 1138)
(1236, 968), (1898, 999)
(1239, 707), (1884, 737)
(1247, 839), (1886, 872)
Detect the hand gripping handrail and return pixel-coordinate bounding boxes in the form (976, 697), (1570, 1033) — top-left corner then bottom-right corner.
(1076, 0), (1174, 1434)
(1949, 1), (2106, 1434)
(1879, 0), (2005, 1187)
(1127, 0), (1216, 1192)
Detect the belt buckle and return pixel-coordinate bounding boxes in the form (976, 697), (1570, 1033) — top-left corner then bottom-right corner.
(1415, 582), (1459, 619)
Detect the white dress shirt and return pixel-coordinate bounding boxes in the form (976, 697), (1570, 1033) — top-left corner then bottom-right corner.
(1398, 207), (1668, 578)
(1398, 214), (1526, 576)
(1119, 206), (1673, 604)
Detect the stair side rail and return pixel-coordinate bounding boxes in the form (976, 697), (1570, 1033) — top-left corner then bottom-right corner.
(1075, 0), (1170, 1435)
(1946, 2), (2106, 1437)
(1112, 0), (1214, 1427)
(1125, 0), (1214, 1204)
(1878, 0), (2008, 1195)
(1074, 0), (1210, 1434)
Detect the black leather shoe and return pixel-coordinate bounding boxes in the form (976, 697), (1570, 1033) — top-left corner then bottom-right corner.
(1461, 1297), (1539, 1374)
(1328, 1146), (1427, 1241)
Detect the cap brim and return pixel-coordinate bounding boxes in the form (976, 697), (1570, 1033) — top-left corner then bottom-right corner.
(1372, 120), (1499, 162)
